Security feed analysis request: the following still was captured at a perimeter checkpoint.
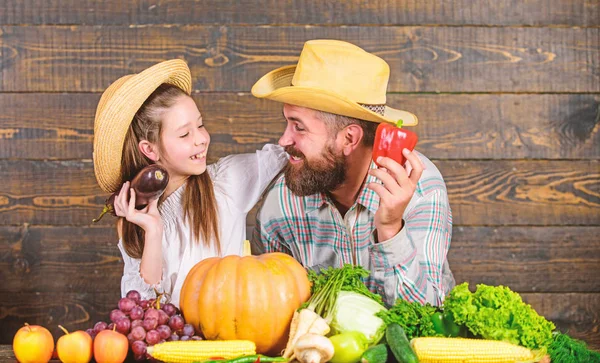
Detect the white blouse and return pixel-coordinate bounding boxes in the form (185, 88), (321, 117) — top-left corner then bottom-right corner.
(117, 144), (287, 307)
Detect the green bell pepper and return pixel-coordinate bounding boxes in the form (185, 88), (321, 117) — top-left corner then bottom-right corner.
(431, 311), (467, 337)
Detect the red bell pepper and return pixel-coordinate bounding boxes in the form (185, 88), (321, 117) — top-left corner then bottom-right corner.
(372, 119), (418, 167)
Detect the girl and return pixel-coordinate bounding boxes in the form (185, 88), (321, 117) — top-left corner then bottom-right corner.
(93, 59), (286, 307)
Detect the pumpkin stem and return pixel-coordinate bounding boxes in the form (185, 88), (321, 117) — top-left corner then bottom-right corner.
(243, 239), (251, 257)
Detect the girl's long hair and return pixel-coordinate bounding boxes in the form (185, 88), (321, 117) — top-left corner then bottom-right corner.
(119, 83), (220, 258)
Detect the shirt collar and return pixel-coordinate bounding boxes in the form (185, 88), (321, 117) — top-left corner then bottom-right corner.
(303, 161), (381, 214)
(305, 191), (328, 214)
(356, 161), (380, 214)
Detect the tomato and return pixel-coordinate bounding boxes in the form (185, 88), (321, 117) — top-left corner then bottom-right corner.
(329, 331), (369, 363)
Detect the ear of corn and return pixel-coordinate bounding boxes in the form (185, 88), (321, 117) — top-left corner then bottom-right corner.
(410, 337), (546, 363)
(146, 340), (256, 363)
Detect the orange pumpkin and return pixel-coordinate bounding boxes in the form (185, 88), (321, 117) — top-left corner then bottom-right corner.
(179, 251), (311, 355)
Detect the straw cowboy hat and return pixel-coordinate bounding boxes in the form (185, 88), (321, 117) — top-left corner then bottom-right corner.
(251, 39), (418, 126)
(93, 59), (192, 193)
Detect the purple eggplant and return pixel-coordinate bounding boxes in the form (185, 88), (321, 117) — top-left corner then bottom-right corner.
(93, 164), (169, 222)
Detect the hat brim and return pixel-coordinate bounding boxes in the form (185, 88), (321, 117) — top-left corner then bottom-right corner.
(93, 59), (192, 193)
(251, 65), (418, 126)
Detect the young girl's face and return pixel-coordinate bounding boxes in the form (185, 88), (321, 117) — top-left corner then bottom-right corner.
(156, 95), (210, 181)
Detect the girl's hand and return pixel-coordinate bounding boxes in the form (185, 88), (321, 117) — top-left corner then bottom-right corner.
(113, 181), (163, 235)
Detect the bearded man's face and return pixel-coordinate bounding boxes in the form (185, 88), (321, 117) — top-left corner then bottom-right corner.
(283, 143), (346, 196)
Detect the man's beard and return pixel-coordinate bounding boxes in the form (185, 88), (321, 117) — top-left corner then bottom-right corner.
(284, 144), (346, 196)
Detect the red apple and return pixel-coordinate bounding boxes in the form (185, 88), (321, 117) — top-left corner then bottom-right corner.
(93, 328), (129, 363)
(12, 323), (54, 363)
(56, 325), (93, 363)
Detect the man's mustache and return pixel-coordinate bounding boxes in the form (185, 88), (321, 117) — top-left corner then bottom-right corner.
(284, 146), (305, 159)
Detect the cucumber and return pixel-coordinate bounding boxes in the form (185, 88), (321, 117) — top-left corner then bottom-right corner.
(360, 344), (388, 363)
(386, 323), (419, 363)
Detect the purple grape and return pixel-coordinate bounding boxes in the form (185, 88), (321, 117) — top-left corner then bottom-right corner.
(85, 328), (95, 338)
(139, 300), (150, 310)
(168, 315), (185, 331)
(131, 319), (143, 329)
(157, 310), (170, 325)
(118, 297), (136, 312)
(131, 340), (148, 356)
(161, 303), (177, 317)
(142, 317), (158, 331)
(130, 306), (144, 320)
(94, 321), (108, 333)
(130, 326), (146, 341)
(110, 309), (127, 323)
(191, 336), (203, 340)
(182, 324), (195, 337)
(145, 308), (160, 321)
(145, 330), (160, 345)
(127, 333), (135, 345)
(156, 325), (172, 340)
(107, 323), (115, 331)
(169, 333), (179, 341)
(116, 317), (131, 334)
(126, 290), (142, 304)
(180, 335), (190, 341)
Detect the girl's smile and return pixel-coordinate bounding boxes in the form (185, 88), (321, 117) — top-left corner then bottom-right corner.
(190, 151), (207, 161)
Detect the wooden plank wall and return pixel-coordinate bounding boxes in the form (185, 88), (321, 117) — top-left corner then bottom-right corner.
(1, 0), (599, 349)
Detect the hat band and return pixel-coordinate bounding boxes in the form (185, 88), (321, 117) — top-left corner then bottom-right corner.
(359, 103), (385, 116)
(288, 80), (386, 116)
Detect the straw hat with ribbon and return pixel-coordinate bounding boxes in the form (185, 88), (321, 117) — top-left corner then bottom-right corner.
(251, 39), (418, 126)
(93, 59), (192, 194)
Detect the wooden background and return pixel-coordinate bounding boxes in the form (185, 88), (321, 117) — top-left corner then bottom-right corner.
(1, 0), (599, 349)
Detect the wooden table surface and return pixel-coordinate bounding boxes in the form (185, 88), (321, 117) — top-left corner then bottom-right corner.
(0, 345), (140, 363)
(0, 344), (557, 363)
(0, 346), (16, 363)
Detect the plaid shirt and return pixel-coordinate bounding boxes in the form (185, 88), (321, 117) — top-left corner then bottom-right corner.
(252, 152), (455, 307)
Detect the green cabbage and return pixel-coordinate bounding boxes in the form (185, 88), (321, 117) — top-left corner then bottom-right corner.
(330, 291), (387, 346)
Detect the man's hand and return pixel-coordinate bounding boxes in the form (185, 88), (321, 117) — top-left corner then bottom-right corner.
(367, 148), (425, 242)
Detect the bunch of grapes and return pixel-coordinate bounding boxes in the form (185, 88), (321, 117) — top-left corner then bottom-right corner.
(85, 290), (201, 360)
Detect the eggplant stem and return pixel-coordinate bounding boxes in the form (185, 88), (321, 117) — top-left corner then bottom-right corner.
(92, 204), (113, 223)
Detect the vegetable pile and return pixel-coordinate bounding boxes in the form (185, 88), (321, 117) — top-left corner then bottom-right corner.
(288, 266), (600, 363)
(282, 265), (387, 363)
(50, 244), (600, 363)
(168, 264), (599, 363)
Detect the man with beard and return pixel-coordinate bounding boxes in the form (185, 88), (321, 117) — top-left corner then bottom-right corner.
(250, 40), (454, 307)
